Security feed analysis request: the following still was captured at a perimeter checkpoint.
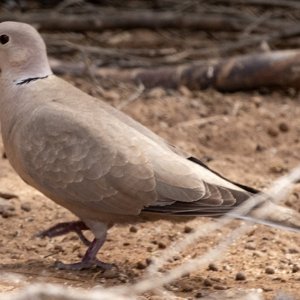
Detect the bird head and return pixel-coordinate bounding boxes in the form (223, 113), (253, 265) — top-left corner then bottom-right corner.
(0, 21), (52, 84)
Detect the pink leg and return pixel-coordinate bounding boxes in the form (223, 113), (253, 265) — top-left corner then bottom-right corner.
(54, 233), (113, 270)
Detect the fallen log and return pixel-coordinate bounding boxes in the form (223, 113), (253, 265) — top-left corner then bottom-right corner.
(212, 0), (300, 10)
(47, 24), (300, 68)
(50, 49), (300, 92)
(0, 11), (289, 32)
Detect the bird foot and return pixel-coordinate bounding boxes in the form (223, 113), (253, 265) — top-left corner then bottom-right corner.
(54, 259), (114, 271)
(36, 221), (91, 246)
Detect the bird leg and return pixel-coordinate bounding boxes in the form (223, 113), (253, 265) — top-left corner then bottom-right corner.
(37, 221), (91, 246)
(54, 233), (113, 271)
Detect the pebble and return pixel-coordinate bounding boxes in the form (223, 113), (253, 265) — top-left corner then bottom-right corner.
(269, 164), (286, 174)
(265, 267), (275, 274)
(245, 243), (256, 250)
(181, 286), (193, 293)
(129, 225), (138, 233)
(21, 202), (31, 212)
(0, 192), (18, 199)
(288, 248), (299, 254)
(195, 291), (204, 298)
(102, 267), (119, 279)
(136, 261), (147, 270)
(292, 265), (299, 273)
(203, 278), (213, 286)
(145, 258), (152, 266)
(146, 246), (153, 252)
(235, 272), (246, 281)
(278, 122), (289, 132)
(208, 263), (218, 271)
(255, 144), (265, 152)
(213, 285), (227, 290)
(262, 286), (273, 292)
(223, 265), (232, 271)
(0, 198), (16, 218)
(158, 242), (166, 249)
(183, 225), (194, 233)
(267, 127), (278, 137)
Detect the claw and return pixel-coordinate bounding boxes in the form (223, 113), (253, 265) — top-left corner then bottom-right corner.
(36, 221), (91, 246)
(54, 259), (114, 271)
(37, 222), (110, 270)
(55, 237), (111, 271)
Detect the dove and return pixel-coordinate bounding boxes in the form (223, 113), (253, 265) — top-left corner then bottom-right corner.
(0, 21), (299, 270)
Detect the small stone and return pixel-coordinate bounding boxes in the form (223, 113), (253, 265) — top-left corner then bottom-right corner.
(203, 278), (213, 286)
(129, 226), (138, 233)
(145, 258), (152, 266)
(195, 291), (204, 298)
(235, 272), (246, 281)
(183, 225), (194, 233)
(292, 265), (299, 273)
(10, 253), (20, 259)
(1, 210), (16, 218)
(265, 267), (275, 274)
(181, 286), (193, 292)
(102, 267), (119, 279)
(255, 144), (265, 152)
(158, 242), (166, 249)
(278, 122), (289, 132)
(21, 202), (31, 212)
(288, 248), (299, 254)
(223, 265), (231, 271)
(245, 243), (256, 250)
(269, 164), (286, 174)
(267, 128), (278, 137)
(213, 285), (227, 290)
(136, 261), (147, 270)
(0, 192), (17, 199)
(208, 263), (218, 271)
(0, 199), (16, 218)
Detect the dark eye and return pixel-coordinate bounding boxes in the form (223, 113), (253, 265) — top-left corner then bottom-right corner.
(0, 35), (9, 45)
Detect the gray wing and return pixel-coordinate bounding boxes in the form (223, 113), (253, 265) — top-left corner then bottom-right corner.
(18, 104), (157, 216)
(18, 102), (249, 218)
(98, 100), (190, 157)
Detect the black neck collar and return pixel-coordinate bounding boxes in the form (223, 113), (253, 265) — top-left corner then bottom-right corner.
(16, 75), (49, 85)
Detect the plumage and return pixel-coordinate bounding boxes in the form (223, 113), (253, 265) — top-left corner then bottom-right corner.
(0, 22), (299, 269)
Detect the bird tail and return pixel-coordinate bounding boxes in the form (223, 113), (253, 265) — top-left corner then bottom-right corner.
(188, 156), (300, 232)
(246, 201), (300, 231)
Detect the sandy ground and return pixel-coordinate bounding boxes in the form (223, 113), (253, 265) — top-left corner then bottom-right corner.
(0, 79), (300, 299)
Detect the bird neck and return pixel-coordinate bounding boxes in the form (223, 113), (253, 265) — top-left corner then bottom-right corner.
(12, 64), (53, 85)
(1, 51), (52, 85)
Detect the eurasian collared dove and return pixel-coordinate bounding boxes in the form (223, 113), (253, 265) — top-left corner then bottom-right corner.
(0, 22), (299, 270)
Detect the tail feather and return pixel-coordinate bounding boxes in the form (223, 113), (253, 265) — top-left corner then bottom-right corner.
(188, 156), (260, 194)
(145, 156), (300, 231)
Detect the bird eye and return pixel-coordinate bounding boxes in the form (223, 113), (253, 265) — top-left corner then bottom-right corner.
(0, 35), (9, 45)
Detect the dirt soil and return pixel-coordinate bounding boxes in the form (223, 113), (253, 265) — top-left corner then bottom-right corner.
(0, 79), (300, 299)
